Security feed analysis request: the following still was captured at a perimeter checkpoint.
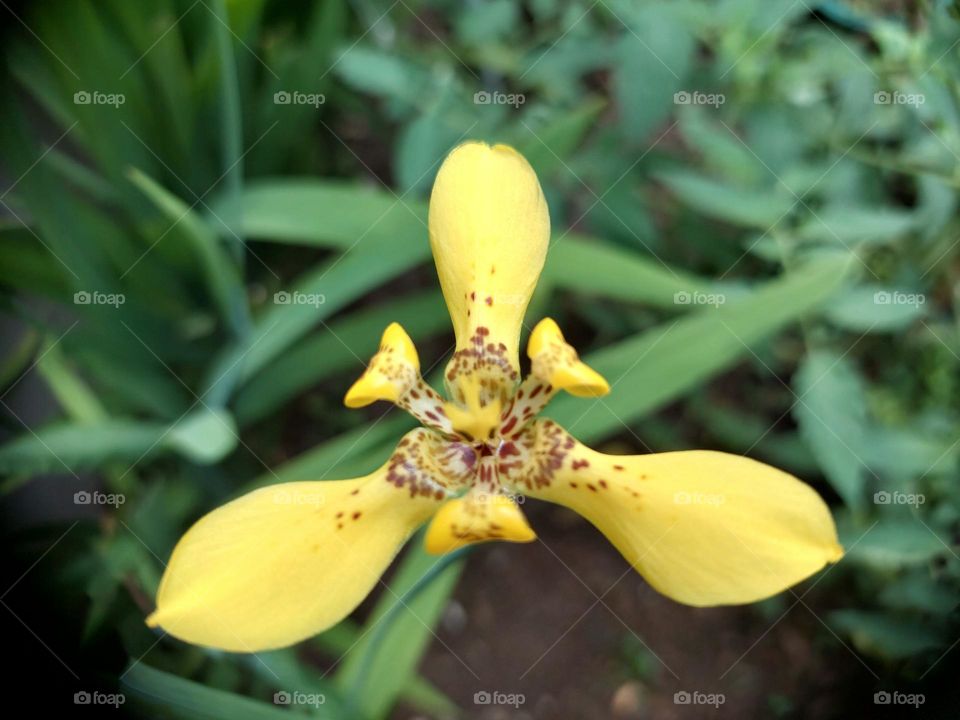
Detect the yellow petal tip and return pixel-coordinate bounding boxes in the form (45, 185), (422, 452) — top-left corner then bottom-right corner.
(527, 317), (562, 359)
(424, 495), (536, 554)
(380, 322), (420, 372)
(551, 363), (610, 397)
(527, 318), (609, 397)
(344, 374), (400, 408)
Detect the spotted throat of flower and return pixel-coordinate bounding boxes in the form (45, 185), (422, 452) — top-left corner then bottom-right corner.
(147, 142), (844, 653)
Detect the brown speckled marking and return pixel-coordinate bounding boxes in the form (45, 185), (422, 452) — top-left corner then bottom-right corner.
(345, 321), (637, 533)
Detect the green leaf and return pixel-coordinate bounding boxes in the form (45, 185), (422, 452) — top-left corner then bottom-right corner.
(546, 255), (852, 442)
(209, 180), (427, 249)
(337, 542), (465, 720)
(334, 46), (425, 105)
(613, 5), (693, 141)
(0, 420), (167, 475)
(515, 97), (606, 177)
(797, 206), (917, 244)
(202, 218), (430, 405)
(247, 415), (413, 490)
(37, 338), (108, 423)
(166, 407), (238, 464)
(234, 291), (449, 425)
(793, 350), (869, 510)
(823, 285), (927, 332)
(844, 519), (947, 568)
(657, 169), (795, 228)
(128, 168), (249, 339)
(545, 232), (711, 306)
(829, 610), (944, 660)
(121, 663), (297, 720)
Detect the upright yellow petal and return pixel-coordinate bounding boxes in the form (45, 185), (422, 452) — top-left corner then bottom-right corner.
(147, 438), (448, 651)
(512, 421), (842, 606)
(429, 141), (549, 410)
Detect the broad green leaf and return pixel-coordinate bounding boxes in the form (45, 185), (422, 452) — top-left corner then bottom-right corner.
(878, 573), (958, 614)
(0, 420), (167, 475)
(515, 97), (606, 177)
(793, 350), (869, 510)
(657, 169), (795, 228)
(334, 45), (426, 105)
(829, 610), (944, 660)
(209, 179), (427, 249)
(545, 233), (711, 306)
(613, 5), (693, 141)
(797, 206), (916, 244)
(167, 407), (238, 464)
(824, 285), (927, 332)
(843, 519), (947, 568)
(547, 255), (852, 442)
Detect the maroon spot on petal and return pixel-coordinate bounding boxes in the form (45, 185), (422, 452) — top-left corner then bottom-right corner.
(572, 459), (590, 470)
(352, 511), (362, 520)
(485, 296), (493, 306)
(614, 464), (625, 471)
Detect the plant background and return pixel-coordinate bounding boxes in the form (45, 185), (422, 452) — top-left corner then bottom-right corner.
(1, 0), (959, 717)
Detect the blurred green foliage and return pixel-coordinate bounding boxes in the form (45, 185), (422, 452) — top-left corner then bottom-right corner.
(1, 0), (959, 717)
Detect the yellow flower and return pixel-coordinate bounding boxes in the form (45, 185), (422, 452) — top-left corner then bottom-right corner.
(147, 142), (843, 652)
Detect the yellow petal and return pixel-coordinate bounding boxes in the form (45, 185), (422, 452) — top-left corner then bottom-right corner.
(344, 323), (420, 408)
(527, 318), (610, 397)
(429, 141), (549, 403)
(147, 448), (446, 651)
(344, 323), (453, 434)
(424, 489), (536, 554)
(516, 421), (843, 606)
